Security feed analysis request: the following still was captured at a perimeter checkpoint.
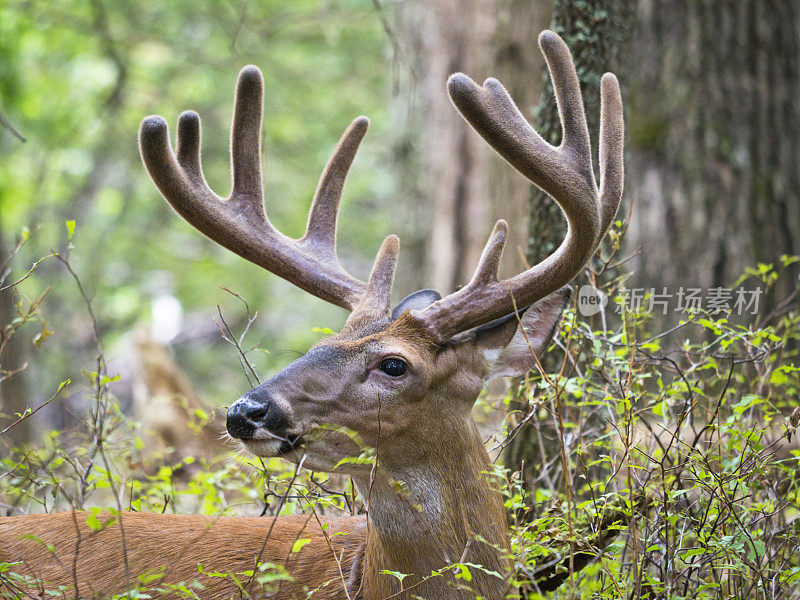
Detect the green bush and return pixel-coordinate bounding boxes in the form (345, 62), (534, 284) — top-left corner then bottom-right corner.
(1, 225), (798, 599)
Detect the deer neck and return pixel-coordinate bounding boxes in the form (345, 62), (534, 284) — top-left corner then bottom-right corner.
(352, 417), (511, 599)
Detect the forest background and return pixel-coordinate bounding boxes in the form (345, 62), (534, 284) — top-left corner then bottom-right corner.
(1, 1), (799, 598)
(2, 0), (798, 444)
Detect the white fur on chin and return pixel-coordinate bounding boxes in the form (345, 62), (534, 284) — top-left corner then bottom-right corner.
(242, 438), (283, 457)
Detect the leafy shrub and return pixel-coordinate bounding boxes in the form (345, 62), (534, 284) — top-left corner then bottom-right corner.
(1, 223), (798, 599)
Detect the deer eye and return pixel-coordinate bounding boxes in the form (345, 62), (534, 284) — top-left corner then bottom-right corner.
(378, 358), (407, 377)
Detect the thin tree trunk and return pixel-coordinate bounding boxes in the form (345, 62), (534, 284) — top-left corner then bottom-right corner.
(508, 0), (635, 481)
(395, 0), (552, 294)
(0, 230), (32, 448)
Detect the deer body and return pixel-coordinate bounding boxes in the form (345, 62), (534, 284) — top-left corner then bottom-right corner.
(0, 426), (506, 599)
(0, 31), (623, 600)
(0, 513), (364, 598)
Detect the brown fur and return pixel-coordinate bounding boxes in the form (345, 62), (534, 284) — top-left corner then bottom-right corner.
(0, 512), (365, 599)
(0, 317), (518, 599)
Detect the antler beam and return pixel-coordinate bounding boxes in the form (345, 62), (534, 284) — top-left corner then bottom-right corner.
(139, 66), (378, 311)
(412, 30), (624, 342)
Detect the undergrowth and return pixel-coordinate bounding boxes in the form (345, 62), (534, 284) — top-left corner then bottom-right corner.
(0, 221), (798, 599)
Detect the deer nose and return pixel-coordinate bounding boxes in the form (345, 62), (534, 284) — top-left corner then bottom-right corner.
(227, 391), (292, 440)
(226, 396), (268, 440)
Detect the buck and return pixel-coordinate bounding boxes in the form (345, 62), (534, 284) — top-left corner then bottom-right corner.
(0, 31), (623, 599)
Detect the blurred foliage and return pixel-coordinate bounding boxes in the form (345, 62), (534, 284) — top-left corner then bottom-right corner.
(0, 0), (393, 415)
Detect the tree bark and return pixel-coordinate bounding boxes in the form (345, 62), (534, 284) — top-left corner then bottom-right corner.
(625, 0), (800, 303)
(508, 0), (800, 482)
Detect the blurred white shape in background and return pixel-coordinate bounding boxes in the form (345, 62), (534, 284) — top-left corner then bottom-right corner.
(151, 294), (183, 344)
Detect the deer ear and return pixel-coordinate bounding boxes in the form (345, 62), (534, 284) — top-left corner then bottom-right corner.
(478, 287), (571, 380)
(391, 289), (442, 321)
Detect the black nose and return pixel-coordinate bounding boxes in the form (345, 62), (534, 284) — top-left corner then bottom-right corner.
(226, 391), (291, 440)
(226, 396), (268, 440)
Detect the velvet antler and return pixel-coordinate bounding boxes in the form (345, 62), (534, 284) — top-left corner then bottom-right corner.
(141, 30), (622, 340)
(411, 30), (624, 342)
(139, 66), (396, 312)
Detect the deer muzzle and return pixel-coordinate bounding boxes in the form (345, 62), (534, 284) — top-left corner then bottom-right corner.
(226, 389), (302, 454)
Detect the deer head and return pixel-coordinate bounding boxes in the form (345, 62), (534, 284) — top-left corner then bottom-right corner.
(139, 30), (623, 598)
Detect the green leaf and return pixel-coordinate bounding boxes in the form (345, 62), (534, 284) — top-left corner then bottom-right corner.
(291, 538), (311, 553)
(380, 570), (409, 583)
(85, 512), (102, 530)
(333, 450), (374, 469)
(458, 562), (504, 580)
(748, 540), (766, 560)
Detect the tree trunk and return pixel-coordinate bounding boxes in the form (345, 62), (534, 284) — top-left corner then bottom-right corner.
(625, 0), (800, 303)
(0, 230), (32, 448)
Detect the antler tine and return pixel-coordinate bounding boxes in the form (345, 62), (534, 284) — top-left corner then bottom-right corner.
(302, 116), (370, 255)
(230, 66), (266, 206)
(364, 235), (400, 306)
(412, 30), (623, 342)
(343, 235), (400, 331)
(446, 75), (557, 199)
(538, 30), (592, 169)
(140, 65), (377, 311)
(598, 73), (624, 237)
(175, 111), (204, 183)
(470, 220), (508, 285)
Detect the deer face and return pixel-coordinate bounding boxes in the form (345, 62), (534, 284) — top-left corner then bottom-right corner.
(225, 289), (569, 474)
(134, 29), (622, 600)
(226, 316), (437, 473)
(140, 31), (621, 478)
